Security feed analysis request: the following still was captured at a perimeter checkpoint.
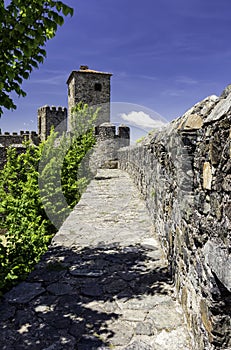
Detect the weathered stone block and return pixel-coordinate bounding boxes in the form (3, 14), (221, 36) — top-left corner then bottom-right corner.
(222, 174), (231, 192)
(203, 162), (212, 190)
(203, 240), (231, 292)
(182, 114), (203, 130)
(200, 298), (213, 336)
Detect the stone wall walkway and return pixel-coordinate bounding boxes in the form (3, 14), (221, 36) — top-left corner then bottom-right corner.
(0, 169), (193, 350)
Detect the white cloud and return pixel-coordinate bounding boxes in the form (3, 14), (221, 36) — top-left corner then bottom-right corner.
(161, 89), (185, 97)
(176, 76), (198, 85)
(29, 74), (67, 86)
(120, 111), (167, 130)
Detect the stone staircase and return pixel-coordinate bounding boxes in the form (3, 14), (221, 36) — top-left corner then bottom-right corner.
(0, 169), (193, 350)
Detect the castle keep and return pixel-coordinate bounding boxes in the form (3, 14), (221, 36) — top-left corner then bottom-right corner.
(67, 65), (112, 130)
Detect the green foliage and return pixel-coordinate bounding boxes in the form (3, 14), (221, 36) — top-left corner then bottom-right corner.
(39, 128), (72, 228)
(62, 102), (99, 207)
(0, 0), (73, 115)
(136, 136), (145, 144)
(39, 102), (98, 226)
(62, 129), (96, 208)
(0, 142), (54, 293)
(0, 103), (97, 293)
(70, 101), (100, 136)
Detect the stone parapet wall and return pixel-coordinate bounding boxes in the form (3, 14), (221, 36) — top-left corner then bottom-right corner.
(0, 131), (39, 147)
(0, 131), (40, 169)
(90, 123), (130, 172)
(118, 90), (231, 350)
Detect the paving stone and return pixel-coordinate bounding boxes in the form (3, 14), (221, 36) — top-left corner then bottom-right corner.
(81, 282), (103, 297)
(105, 279), (128, 294)
(118, 294), (172, 311)
(69, 320), (86, 339)
(147, 302), (184, 330)
(29, 269), (66, 283)
(0, 169), (192, 350)
(46, 282), (73, 296)
(124, 340), (153, 350)
(109, 321), (134, 346)
(55, 295), (83, 315)
(135, 321), (155, 336)
(14, 309), (38, 327)
(140, 238), (160, 251)
(42, 335), (77, 350)
(77, 335), (107, 350)
(121, 309), (147, 322)
(33, 323), (60, 344)
(0, 328), (20, 346)
(154, 328), (192, 350)
(31, 295), (57, 311)
(39, 310), (72, 328)
(69, 267), (105, 277)
(100, 300), (118, 313)
(0, 301), (16, 321)
(118, 271), (139, 281)
(4, 282), (45, 304)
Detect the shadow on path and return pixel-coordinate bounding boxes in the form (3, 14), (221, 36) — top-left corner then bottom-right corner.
(0, 242), (173, 349)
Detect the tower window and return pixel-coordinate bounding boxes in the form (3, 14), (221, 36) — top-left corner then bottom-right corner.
(94, 83), (102, 92)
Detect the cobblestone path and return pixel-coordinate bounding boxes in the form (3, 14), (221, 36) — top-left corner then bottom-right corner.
(0, 169), (193, 350)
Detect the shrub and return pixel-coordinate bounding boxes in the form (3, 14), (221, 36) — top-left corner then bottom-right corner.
(0, 102), (98, 293)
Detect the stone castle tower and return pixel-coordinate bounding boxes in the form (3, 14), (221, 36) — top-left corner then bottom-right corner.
(38, 106), (67, 141)
(66, 65), (112, 131)
(38, 65), (112, 139)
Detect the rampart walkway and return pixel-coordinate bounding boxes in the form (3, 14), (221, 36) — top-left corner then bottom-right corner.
(0, 169), (192, 349)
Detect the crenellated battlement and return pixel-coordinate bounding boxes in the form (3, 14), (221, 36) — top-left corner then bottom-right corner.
(0, 130), (40, 169)
(95, 123), (130, 144)
(90, 122), (130, 171)
(38, 105), (67, 113)
(0, 130), (39, 148)
(0, 130), (38, 137)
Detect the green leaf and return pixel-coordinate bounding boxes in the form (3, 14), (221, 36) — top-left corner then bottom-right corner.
(62, 4), (74, 17)
(0, 0), (74, 115)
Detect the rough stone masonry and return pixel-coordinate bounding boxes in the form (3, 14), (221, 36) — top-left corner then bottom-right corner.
(118, 86), (231, 350)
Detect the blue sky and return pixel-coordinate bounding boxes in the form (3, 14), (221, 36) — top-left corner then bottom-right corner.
(1, 0), (231, 132)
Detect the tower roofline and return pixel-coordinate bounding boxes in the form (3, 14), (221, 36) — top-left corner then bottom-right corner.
(66, 66), (112, 85)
